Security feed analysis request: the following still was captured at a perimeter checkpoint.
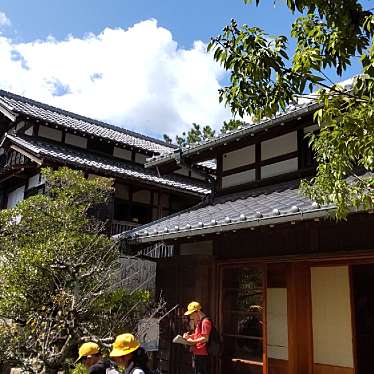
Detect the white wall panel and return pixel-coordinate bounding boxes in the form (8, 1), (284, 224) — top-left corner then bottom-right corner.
(113, 147), (132, 161)
(261, 132), (297, 161)
(28, 174), (42, 189)
(303, 124), (318, 134)
(261, 158), (298, 179)
(7, 186), (25, 208)
(222, 169), (256, 189)
(135, 153), (147, 164)
(267, 288), (288, 360)
(65, 133), (87, 149)
(24, 126), (33, 136)
(222, 145), (255, 171)
(38, 125), (62, 142)
(311, 266), (354, 368)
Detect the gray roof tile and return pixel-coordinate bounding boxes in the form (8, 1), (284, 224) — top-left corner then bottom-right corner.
(0, 90), (175, 154)
(6, 134), (210, 195)
(197, 159), (216, 171)
(125, 179), (334, 242)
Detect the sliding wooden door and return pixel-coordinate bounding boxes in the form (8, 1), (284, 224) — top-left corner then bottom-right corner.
(220, 265), (266, 374)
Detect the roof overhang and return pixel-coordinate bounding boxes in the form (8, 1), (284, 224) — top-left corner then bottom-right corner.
(9, 144), (43, 165)
(3, 134), (210, 197)
(0, 102), (18, 122)
(145, 102), (322, 170)
(125, 205), (335, 244)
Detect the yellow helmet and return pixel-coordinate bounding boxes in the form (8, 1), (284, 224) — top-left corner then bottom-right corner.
(75, 342), (100, 363)
(184, 301), (202, 316)
(109, 333), (140, 357)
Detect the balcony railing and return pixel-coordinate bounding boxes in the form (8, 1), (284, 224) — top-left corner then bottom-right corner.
(110, 219), (140, 236)
(138, 242), (174, 259)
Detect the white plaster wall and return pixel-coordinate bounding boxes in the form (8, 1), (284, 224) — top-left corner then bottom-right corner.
(28, 174), (42, 189)
(267, 288), (288, 360)
(222, 145), (255, 171)
(135, 153), (147, 164)
(303, 124), (318, 134)
(311, 266), (354, 368)
(113, 147), (132, 160)
(7, 186), (25, 208)
(24, 126), (33, 136)
(221, 169), (256, 189)
(261, 158), (298, 179)
(38, 125), (62, 142)
(261, 132), (297, 161)
(65, 133), (87, 149)
(15, 121), (25, 131)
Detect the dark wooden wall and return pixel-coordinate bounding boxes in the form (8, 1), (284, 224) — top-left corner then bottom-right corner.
(154, 213), (374, 374)
(156, 255), (215, 374)
(214, 213), (374, 261)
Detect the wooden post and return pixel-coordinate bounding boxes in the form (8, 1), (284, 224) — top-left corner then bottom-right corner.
(287, 262), (313, 374)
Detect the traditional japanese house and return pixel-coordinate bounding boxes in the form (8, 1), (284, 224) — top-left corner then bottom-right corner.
(123, 85), (374, 374)
(0, 90), (211, 244)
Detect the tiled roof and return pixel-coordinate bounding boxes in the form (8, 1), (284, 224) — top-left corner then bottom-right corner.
(146, 78), (356, 167)
(146, 101), (321, 167)
(124, 179), (334, 243)
(0, 90), (175, 154)
(5, 134), (210, 196)
(197, 159), (216, 171)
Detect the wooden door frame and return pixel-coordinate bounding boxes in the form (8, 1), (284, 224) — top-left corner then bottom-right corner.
(215, 254), (374, 374)
(217, 261), (268, 374)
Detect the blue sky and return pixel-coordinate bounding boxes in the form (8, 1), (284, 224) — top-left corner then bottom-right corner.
(0, 1), (367, 139)
(1, 0), (295, 46)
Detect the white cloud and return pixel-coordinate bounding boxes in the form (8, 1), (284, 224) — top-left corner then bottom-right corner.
(0, 20), (232, 139)
(0, 12), (11, 27)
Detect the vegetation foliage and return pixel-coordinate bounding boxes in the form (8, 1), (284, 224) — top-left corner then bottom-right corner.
(163, 119), (245, 146)
(0, 168), (154, 373)
(206, 0), (374, 218)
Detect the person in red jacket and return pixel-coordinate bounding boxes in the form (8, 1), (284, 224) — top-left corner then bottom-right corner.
(183, 301), (212, 374)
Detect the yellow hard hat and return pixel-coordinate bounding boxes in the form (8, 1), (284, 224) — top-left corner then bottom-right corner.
(75, 342), (100, 363)
(184, 301), (202, 316)
(109, 333), (140, 358)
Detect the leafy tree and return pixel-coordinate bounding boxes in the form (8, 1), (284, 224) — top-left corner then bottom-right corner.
(168, 119), (244, 147)
(0, 168), (155, 373)
(70, 363), (88, 374)
(208, 0), (374, 218)
(173, 123), (216, 146)
(221, 119), (246, 133)
(175, 132), (188, 147)
(163, 134), (172, 144)
(202, 124), (216, 139)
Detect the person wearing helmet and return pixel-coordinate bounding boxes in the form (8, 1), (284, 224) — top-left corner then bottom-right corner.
(109, 333), (150, 374)
(75, 342), (110, 374)
(183, 301), (212, 374)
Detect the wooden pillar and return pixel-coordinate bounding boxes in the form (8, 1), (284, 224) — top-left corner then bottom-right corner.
(287, 262), (313, 374)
